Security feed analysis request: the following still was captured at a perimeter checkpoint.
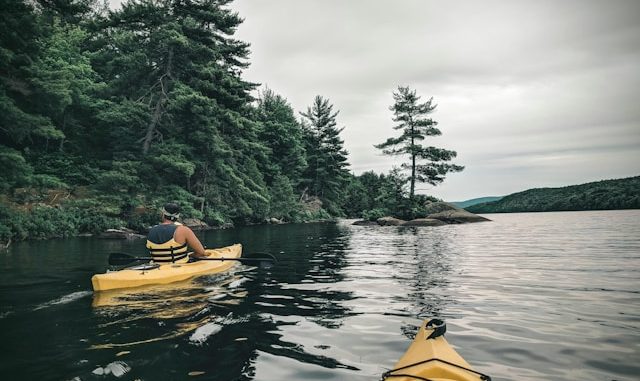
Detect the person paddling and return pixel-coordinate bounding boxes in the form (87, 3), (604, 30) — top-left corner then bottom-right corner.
(146, 203), (210, 262)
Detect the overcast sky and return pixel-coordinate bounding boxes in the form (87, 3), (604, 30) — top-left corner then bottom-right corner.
(112, 0), (640, 201)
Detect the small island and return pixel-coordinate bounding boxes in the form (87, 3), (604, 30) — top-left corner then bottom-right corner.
(353, 201), (490, 227)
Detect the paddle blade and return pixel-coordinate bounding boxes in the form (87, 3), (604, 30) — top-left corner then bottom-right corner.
(240, 252), (276, 268)
(244, 252), (277, 262)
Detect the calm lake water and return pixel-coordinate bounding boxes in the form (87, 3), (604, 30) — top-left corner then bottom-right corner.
(0, 210), (639, 381)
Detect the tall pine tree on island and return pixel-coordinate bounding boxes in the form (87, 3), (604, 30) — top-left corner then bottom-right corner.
(376, 86), (463, 199)
(300, 95), (350, 214)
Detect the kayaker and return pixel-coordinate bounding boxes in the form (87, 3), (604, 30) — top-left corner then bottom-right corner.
(146, 203), (210, 262)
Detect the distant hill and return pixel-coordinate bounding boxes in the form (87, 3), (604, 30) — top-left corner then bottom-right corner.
(466, 176), (640, 214)
(451, 196), (503, 208)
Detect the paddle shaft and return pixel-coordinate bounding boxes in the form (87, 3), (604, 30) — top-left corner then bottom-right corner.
(108, 251), (276, 266)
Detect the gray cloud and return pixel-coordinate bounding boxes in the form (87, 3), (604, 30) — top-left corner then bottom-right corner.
(231, 0), (640, 200)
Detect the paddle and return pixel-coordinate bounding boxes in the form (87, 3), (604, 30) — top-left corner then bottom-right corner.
(108, 251), (277, 267)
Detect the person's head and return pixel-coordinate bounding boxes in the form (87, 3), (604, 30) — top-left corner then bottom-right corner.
(161, 202), (180, 222)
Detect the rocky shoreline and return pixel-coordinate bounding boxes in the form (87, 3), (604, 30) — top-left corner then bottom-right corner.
(0, 202), (486, 249)
(352, 202), (490, 227)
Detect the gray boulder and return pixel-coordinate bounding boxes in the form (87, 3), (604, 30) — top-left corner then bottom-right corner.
(352, 220), (379, 226)
(403, 218), (447, 227)
(428, 210), (490, 223)
(377, 216), (406, 226)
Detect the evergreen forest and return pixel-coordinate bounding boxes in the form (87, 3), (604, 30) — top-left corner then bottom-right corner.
(0, 0), (463, 243)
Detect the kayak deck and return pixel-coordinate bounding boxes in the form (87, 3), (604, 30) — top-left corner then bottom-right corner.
(91, 244), (242, 292)
(383, 319), (490, 381)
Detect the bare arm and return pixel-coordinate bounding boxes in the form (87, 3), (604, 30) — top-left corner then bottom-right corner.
(175, 226), (208, 258)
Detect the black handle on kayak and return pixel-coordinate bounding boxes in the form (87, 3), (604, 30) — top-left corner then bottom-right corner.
(107, 251), (277, 266)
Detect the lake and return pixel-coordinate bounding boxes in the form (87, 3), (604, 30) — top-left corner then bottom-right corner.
(0, 210), (638, 381)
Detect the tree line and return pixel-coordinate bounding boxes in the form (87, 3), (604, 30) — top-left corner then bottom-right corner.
(0, 0), (462, 243)
(466, 176), (640, 214)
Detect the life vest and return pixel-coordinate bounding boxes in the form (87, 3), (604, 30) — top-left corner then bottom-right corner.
(146, 223), (189, 263)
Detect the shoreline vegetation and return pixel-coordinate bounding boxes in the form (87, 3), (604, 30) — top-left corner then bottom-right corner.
(1, 1), (465, 248)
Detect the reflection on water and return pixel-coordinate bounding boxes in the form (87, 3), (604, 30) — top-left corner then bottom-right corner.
(90, 271), (249, 350)
(0, 211), (639, 380)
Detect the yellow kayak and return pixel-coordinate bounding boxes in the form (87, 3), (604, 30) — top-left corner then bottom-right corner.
(382, 319), (491, 381)
(91, 244), (242, 292)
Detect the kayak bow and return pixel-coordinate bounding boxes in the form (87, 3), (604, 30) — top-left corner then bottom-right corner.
(382, 319), (490, 381)
(91, 244), (242, 292)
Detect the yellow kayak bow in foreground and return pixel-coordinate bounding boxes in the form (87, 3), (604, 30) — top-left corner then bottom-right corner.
(382, 319), (491, 381)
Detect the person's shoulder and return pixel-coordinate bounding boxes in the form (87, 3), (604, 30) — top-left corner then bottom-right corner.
(175, 223), (191, 232)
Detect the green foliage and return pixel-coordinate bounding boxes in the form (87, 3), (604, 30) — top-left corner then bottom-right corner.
(467, 176), (640, 213)
(0, 203), (27, 242)
(30, 174), (68, 190)
(0, 201), (124, 242)
(0, 146), (33, 191)
(255, 88), (307, 187)
(362, 208), (386, 221)
(95, 160), (143, 195)
(290, 207), (332, 224)
(339, 169), (443, 220)
(268, 174), (299, 220)
(202, 208), (226, 227)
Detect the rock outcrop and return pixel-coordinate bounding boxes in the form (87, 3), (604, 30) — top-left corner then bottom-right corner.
(402, 218), (447, 227)
(182, 218), (212, 231)
(351, 201), (489, 227)
(376, 216), (406, 226)
(352, 220), (378, 226)
(425, 201), (490, 223)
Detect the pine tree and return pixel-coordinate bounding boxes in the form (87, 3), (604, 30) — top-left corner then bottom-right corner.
(255, 88), (307, 187)
(376, 86), (463, 198)
(300, 95), (350, 212)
